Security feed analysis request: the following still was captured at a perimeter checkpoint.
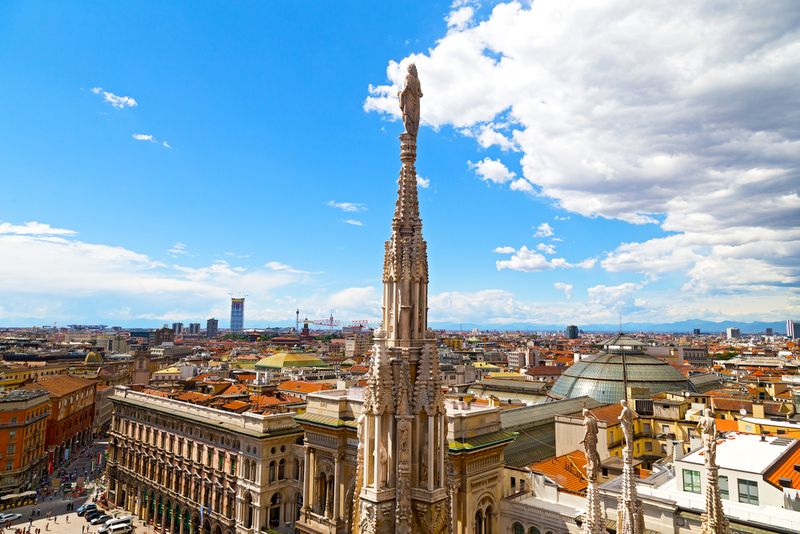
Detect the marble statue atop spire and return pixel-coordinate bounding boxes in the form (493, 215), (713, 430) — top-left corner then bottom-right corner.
(399, 63), (422, 140)
(616, 400), (644, 534)
(581, 409), (605, 534)
(698, 409), (729, 534)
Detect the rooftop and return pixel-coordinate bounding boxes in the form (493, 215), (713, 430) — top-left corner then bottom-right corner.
(680, 432), (797, 474)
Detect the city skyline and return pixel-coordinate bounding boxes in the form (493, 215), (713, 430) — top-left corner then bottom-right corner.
(1, 1), (798, 328)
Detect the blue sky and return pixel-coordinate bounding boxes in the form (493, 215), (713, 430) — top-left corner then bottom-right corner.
(1, 1), (798, 328)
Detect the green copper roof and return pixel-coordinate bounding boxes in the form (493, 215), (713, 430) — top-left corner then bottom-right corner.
(449, 430), (517, 453)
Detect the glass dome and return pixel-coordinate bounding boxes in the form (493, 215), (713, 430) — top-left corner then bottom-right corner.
(550, 335), (689, 403)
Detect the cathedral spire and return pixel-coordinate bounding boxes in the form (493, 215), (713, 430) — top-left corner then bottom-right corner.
(357, 64), (448, 534)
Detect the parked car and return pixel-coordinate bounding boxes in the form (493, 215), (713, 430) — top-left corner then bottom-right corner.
(99, 517), (133, 534)
(106, 524), (132, 534)
(90, 514), (112, 525)
(85, 509), (104, 521)
(78, 503), (97, 516)
(0, 512), (21, 522)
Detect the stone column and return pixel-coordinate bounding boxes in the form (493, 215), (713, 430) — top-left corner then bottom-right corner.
(374, 414), (382, 489)
(333, 454), (342, 520)
(427, 416), (434, 490)
(303, 448), (312, 513)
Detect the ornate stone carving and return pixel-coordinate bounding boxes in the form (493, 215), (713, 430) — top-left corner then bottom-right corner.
(698, 409), (729, 534)
(616, 400), (644, 534)
(399, 63), (423, 140)
(581, 409), (604, 534)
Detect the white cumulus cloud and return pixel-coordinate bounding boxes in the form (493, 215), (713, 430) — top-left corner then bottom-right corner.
(534, 222), (553, 238)
(366, 0), (800, 309)
(469, 157), (516, 184)
(327, 200), (366, 212)
(554, 282), (573, 299)
(91, 87), (137, 109)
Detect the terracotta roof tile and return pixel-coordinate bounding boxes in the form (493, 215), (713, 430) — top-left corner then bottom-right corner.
(277, 381), (334, 394)
(530, 450), (588, 494)
(765, 442), (800, 490)
(24, 375), (95, 398)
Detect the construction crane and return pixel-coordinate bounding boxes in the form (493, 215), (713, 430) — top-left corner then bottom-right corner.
(308, 311), (340, 332)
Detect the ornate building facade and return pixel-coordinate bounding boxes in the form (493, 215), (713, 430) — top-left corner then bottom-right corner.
(295, 65), (516, 534)
(107, 387), (304, 534)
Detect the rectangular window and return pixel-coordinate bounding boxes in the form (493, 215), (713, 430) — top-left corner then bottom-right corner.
(738, 479), (759, 505)
(682, 469), (701, 493)
(6, 444), (15, 454)
(643, 423), (651, 433)
(8, 431), (15, 440)
(719, 476), (729, 500)
(5, 461), (11, 471)
(645, 442), (652, 452)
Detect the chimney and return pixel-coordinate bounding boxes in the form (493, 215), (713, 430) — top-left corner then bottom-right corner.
(672, 440), (685, 462)
(753, 403), (766, 419)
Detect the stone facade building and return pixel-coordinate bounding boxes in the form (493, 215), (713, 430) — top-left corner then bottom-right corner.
(0, 389), (49, 493)
(23, 374), (96, 468)
(107, 387), (304, 534)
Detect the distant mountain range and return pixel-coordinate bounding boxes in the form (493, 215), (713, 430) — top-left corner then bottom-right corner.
(428, 319), (787, 334)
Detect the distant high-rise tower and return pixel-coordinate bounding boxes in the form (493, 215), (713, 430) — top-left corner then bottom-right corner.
(726, 327), (741, 339)
(566, 325), (580, 339)
(172, 322), (183, 335)
(230, 298), (245, 332)
(188, 322), (200, 335)
(206, 318), (219, 338)
(787, 319), (799, 339)
(693, 328), (701, 336)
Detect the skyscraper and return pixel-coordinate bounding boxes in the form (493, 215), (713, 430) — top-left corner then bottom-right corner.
(726, 327), (741, 339)
(230, 298), (245, 332)
(787, 319), (799, 339)
(172, 322), (183, 335)
(188, 322), (200, 335)
(565, 324), (579, 339)
(206, 318), (218, 338)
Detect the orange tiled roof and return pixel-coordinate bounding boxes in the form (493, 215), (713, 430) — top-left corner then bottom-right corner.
(176, 391), (213, 404)
(250, 394), (304, 408)
(278, 381), (334, 394)
(714, 418), (739, 433)
(25, 375), (95, 397)
(142, 388), (170, 398)
(569, 403), (623, 424)
(530, 450), (588, 494)
(765, 442), (800, 490)
(222, 400), (250, 412)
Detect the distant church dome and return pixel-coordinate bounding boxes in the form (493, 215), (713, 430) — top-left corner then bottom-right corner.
(550, 334), (689, 404)
(84, 351), (103, 364)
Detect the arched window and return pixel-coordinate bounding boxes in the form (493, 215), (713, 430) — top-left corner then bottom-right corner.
(295, 493), (303, 521)
(269, 460), (276, 482)
(475, 510), (484, 534)
(278, 458), (286, 480)
(484, 505), (493, 534)
(294, 459), (301, 480)
(528, 527), (541, 534)
(512, 523), (524, 534)
(244, 492), (253, 529)
(269, 493), (281, 527)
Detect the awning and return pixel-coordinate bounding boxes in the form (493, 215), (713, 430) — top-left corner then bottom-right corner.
(0, 493), (20, 500)
(18, 491), (36, 497)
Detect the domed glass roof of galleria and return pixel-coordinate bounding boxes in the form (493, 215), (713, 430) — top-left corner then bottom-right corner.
(550, 334), (689, 404)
